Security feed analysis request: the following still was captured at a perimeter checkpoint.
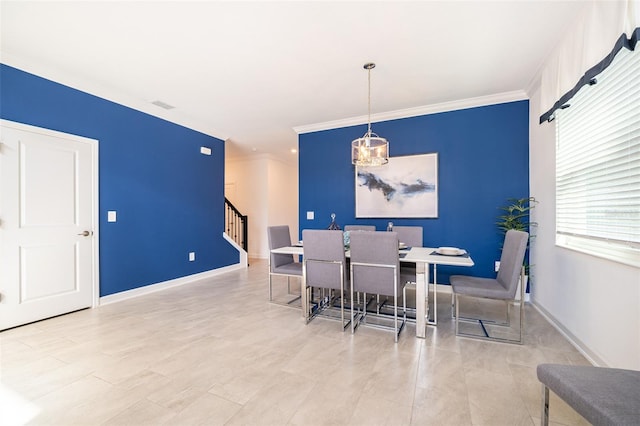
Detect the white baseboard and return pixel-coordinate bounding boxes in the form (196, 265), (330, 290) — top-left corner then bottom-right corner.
(531, 301), (605, 367)
(436, 283), (452, 293)
(222, 232), (248, 267)
(99, 262), (246, 306)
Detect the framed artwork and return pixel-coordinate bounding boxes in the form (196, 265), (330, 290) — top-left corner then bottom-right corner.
(355, 153), (438, 218)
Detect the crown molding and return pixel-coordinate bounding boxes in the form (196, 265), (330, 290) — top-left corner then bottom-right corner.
(293, 90), (529, 135)
(1, 52), (229, 141)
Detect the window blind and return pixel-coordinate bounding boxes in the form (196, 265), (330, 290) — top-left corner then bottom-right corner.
(555, 47), (640, 267)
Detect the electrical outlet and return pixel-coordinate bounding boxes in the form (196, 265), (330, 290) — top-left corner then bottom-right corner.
(495, 261), (501, 272)
(107, 211), (117, 222)
(189, 252), (196, 261)
(307, 211), (314, 220)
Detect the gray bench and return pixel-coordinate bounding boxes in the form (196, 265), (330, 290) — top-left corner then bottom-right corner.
(537, 363), (640, 425)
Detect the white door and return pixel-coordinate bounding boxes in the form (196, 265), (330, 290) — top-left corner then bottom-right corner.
(0, 120), (97, 330)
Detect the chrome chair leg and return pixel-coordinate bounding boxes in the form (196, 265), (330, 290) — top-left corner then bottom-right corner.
(541, 384), (549, 426)
(350, 268), (356, 334)
(403, 286), (407, 324)
(451, 292), (455, 318)
(394, 286), (398, 343)
(455, 294), (460, 336)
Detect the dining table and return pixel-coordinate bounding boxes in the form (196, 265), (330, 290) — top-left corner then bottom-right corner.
(270, 244), (474, 339)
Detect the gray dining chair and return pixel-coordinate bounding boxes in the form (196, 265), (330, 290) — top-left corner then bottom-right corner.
(363, 226), (422, 317)
(392, 226), (424, 316)
(349, 231), (406, 342)
(450, 229), (529, 344)
(267, 225), (302, 304)
(394, 225), (423, 281)
(302, 229), (349, 329)
(393, 226), (423, 248)
(344, 225), (376, 232)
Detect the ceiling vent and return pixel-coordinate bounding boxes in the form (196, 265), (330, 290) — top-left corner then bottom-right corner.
(151, 100), (175, 110)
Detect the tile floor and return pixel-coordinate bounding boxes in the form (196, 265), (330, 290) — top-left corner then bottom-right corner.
(1, 259), (590, 426)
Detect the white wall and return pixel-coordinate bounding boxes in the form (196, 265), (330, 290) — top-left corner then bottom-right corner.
(225, 156), (267, 258)
(528, 82), (640, 369)
(225, 154), (298, 259)
(268, 157), (299, 247)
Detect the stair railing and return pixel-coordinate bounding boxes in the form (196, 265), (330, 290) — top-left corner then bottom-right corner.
(224, 198), (248, 253)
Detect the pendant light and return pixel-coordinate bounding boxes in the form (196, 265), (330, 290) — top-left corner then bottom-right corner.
(351, 63), (389, 167)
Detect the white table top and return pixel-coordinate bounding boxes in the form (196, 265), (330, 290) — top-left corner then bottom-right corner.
(271, 245), (474, 267)
(270, 245), (304, 255)
(400, 246), (474, 266)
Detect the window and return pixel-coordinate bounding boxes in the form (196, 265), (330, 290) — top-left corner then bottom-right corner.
(555, 47), (640, 267)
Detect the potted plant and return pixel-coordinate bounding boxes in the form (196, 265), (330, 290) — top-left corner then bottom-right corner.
(496, 197), (537, 299)
(496, 197), (537, 236)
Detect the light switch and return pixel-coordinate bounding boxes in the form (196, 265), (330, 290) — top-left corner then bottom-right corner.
(107, 211), (117, 222)
(307, 211), (314, 220)
(189, 252), (196, 261)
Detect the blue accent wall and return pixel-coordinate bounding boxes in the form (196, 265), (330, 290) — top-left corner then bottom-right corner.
(299, 100), (529, 283)
(1, 64), (239, 296)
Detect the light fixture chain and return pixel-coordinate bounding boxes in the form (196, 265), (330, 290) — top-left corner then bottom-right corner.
(367, 65), (372, 135)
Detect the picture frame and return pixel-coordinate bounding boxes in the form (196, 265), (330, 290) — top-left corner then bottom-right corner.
(355, 153), (438, 218)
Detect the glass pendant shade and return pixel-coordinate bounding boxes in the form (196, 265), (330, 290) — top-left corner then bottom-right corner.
(351, 62), (389, 167)
(351, 132), (389, 166)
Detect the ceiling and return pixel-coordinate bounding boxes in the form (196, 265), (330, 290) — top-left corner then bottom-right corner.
(1, 1), (589, 163)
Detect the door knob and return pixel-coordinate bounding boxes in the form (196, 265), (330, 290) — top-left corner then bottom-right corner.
(77, 230), (93, 237)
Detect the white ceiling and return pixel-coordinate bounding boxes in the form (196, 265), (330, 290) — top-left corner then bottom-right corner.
(1, 1), (589, 163)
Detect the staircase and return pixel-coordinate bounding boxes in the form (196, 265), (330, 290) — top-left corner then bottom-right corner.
(224, 198), (248, 253)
